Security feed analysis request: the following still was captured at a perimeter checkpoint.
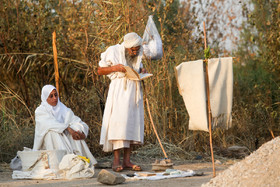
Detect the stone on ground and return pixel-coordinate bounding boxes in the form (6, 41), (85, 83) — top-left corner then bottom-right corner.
(97, 169), (125, 185)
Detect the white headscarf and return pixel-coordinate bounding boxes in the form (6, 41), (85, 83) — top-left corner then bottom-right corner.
(40, 85), (68, 123)
(123, 32), (142, 48)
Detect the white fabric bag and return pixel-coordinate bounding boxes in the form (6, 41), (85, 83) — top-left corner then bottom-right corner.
(12, 149), (67, 179)
(142, 15), (163, 60)
(17, 149), (67, 171)
(10, 156), (22, 171)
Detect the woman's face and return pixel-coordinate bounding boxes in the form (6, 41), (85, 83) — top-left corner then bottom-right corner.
(46, 89), (58, 106)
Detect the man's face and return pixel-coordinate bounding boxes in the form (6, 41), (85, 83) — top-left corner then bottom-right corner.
(126, 46), (140, 57)
(46, 89), (58, 106)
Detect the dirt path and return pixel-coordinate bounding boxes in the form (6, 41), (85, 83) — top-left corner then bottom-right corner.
(0, 160), (231, 187)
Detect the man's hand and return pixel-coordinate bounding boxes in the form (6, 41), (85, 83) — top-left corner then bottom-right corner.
(140, 68), (147, 74)
(67, 127), (86, 140)
(98, 64), (126, 75)
(113, 64), (126, 73)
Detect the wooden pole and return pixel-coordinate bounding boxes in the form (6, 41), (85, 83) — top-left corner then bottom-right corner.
(142, 82), (168, 159)
(52, 31), (59, 95)
(146, 97), (168, 159)
(203, 21), (216, 177)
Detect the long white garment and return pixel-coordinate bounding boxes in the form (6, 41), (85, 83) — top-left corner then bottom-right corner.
(33, 103), (97, 165)
(175, 57), (233, 131)
(99, 43), (144, 152)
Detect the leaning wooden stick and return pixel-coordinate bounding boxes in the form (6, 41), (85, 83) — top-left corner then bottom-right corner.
(203, 21), (216, 177)
(142, 82), (168, 159)
(269, 128), (275, 139)
(52, 31), (59, 95)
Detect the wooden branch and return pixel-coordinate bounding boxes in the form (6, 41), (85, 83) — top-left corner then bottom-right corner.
(0, 53), (89, 65)
(143, 82), (168, 159)
(52, 31), (59, 95)
(269, 129), (275, 139)
(203, 21), (216, 178)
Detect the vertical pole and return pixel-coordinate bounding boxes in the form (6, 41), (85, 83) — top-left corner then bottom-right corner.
(203, 21), (216, 177)
(52, 31), (59, 95)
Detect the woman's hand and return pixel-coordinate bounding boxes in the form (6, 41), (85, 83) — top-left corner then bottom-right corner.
(67, 127), (85, 140)
(76, 131), (86, 140)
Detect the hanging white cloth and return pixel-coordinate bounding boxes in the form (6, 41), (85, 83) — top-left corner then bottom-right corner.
(99, 43), (144, 152)
(208, 57), (233, 129)
(175, 57), (233, 131)
(175, 60), (208, 131)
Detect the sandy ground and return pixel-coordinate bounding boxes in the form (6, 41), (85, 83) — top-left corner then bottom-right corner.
(203, 137), (280, 187)
(0, 160), (231, 187)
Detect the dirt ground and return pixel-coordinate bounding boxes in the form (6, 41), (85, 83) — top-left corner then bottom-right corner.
(0, 159), (233, 187)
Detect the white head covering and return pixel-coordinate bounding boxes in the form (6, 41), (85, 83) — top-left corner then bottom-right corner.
(40, 85), (68, 123)
(123, 32), (142, 48)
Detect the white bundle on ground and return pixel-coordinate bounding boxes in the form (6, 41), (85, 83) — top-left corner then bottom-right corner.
(142, 15), (163, 60)
(12, 149), (94, 180)
(58, 154), (95, 179)
(123, 169), (195, 181)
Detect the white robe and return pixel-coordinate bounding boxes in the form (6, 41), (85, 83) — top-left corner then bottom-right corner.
(33, 105), (97, 165)
(99, 43), (144, 152)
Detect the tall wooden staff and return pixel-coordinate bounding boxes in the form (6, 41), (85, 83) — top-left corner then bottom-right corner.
(52, 31), (59, 95)
(203, 21), (216, 177)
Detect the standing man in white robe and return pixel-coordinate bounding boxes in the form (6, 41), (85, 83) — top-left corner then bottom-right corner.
(98, 32), (146, 172)
(33, 85), (97, 166)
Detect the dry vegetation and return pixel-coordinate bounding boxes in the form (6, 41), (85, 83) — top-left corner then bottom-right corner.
(0, 0), (279, 163)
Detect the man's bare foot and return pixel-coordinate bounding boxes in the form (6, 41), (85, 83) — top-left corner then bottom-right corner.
(112, 149), (123, 172)
(122, 161), (142, 171)
(112, 164), (123, 172)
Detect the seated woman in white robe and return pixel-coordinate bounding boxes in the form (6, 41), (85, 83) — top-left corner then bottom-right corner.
(33, 85), (97, 165)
